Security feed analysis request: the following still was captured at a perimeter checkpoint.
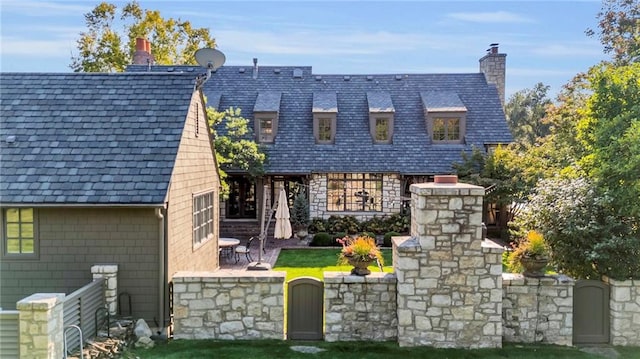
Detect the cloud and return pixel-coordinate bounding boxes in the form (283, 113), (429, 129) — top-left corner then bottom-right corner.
(446, 11), (535, 24)
(1, 0), (91, 16)
(528, 43), (603, 57)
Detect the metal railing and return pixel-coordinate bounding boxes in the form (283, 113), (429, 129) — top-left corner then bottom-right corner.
(63, 277), (106, 354)
(0, 310), (19, 359)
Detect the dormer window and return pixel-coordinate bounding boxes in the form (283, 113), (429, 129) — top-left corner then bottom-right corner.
(313, 92), (337, 144)
(367, 92), (394, 144)
(254, 92), (281, 144)
(421, 91), (467, 145)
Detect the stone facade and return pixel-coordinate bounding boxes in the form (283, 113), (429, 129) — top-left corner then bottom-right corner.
(91, 264), (119, 316)
(16, 293), (65, 359)
(172, 270), (285, 340)
(394, 182), (502, 348)
(324, 272), (397, 342)
(604, 277), (640, 346)
(308, 173), (402, 221)
(502, 273), (574, 346)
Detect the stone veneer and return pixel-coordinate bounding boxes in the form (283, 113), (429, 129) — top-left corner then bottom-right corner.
(324, 272), (398, 342)
(394, 182), (502, 348)
(16, 293), (65, 359)
(308, 173), (401, 220)
(91, 264), (118, 316)
(502, 273), (574, 346)
(172, 270), (285, 340)
(604, 277), (640, 346)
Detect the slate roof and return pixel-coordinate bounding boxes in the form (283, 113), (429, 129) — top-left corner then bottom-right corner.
(127, 64), (513, 175)
(0, 72), (198, 205)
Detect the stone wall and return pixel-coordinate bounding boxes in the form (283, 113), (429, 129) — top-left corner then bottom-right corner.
(324, 272), (397, 342)
(604, 277), (640, 346)
(172, 270), (285, 340)
(394, 182), (502, 348)
(502, 273), (574, 346)
(17, 293), (65, 359)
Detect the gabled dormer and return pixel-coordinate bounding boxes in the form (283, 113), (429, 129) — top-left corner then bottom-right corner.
(254, 92), (282, 143)
(312, 92), (338, 144)
(367, 92), (395, 144)
(421, 91), (467, 144)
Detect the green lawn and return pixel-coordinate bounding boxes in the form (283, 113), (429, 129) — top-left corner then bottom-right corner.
(124, 339), (640, 359)
(273, 248), (393, 281)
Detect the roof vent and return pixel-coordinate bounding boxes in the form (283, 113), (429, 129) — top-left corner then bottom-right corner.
(186, 68), (194, 72)
(395, 75), (402, 80)
(167, 67), (175, 72)
(239, 68), (246, 73)
(274, 68), (281, 74)
(315, 75), (322, 81)
(293, 68), (303, 78)
(6, 135), (16, 144)
(366, 75), (373, 81)
(343, 75), (350, 81)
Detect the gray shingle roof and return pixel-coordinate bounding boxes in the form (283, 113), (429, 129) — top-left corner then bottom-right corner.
(312, 92), (337, 113)
(367, 92), (395, 113)
(421, 91), (467, 112)
(0, 72), (198, 205)
(128, 64), (513, 175)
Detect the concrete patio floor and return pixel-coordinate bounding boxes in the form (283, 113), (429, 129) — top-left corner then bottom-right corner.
(219, 237), (308, 270)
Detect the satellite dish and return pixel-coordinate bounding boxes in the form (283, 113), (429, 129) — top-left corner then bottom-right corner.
(195, 48), (226, 70)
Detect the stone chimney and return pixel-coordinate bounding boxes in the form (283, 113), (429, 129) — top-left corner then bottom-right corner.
(133, 37), (155, 65)
(479, 43), (506, 106)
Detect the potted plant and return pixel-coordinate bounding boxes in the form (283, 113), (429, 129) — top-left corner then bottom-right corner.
(337, 235), (384, 276)
(507, 230), (550, 277)
(290, 188), (310, 239)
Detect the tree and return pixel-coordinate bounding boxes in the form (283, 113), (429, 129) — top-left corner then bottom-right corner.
(207, 107), (266, 196)
(586, 0), (640, 64)
(504, 83), (553, 146)
(71, 1), (215, 72)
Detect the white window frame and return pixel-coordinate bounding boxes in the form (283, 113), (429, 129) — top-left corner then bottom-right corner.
(193, 190), (215, 248)
(2, 207), (38, 259)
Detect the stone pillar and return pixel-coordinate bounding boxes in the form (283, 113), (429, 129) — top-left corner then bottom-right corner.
(92, 264), (119, 315)
(394, 180), (502, 348)
(17, 293), (65, 359)
(479, 44), (507, 107)
(604, 277), (640, 346)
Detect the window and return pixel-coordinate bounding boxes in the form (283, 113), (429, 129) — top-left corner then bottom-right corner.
(193, 191), (214, 246)
(313, 114), (336, 144)
(375, 117), (390, 141)
(3, 208), (37, 258)
(258, 117), (274, 143)
(226, 176), (257, 219)
(327, 173), (383, 212)
(427, 113), (466, 144)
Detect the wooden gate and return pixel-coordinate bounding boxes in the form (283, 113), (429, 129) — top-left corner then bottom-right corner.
(287, 277), (323, 340)
(573, 279), (610, 344)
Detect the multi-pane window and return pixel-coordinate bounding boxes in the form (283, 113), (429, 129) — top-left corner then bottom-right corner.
(226, 176), (257, 219)
(259, 118), (274, 143)
(193, 191), (214, 246)
(375, 117), (389, 141)
(3, 208), (36, 257)
(432, 118), (460, 142)
(318, 117), (333, 142)
(327, 173), (383, 212)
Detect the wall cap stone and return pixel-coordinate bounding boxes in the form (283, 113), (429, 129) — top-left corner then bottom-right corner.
(91, 264), (119, 273)
(502, 273), (575, 285)
(393, 236), (420, 252)
(324, 272), (397, 283)
(17, 293), (65, 310)
(172, 270), (286, 283)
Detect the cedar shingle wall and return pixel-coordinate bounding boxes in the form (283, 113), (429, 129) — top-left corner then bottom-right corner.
(166, 93), (220, 279)
(0, 207), (159, 322)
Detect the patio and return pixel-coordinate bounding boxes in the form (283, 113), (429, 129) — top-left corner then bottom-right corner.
(219, 237), (308, 270)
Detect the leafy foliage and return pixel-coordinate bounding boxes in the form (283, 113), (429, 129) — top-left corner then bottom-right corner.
(207, 107), (266, 195)
(504, 83), (553, 146)
(290, 187), (310, 229)
(71, 1), (216, 72)
(309, 232), (335, 247)
(337, 236), (384, 266)
(513, 177), (640, 279)
(586, 0), (640, 64)
(506, 230), (550, 273)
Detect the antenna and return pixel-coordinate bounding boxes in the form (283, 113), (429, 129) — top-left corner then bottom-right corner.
(194, 48), (226, 89)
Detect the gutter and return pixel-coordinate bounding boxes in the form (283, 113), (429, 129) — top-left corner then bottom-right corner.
(155, 207), (167, 335)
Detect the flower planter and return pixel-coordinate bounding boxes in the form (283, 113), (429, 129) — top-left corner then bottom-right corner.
(346, 256), (374, 276)
(520, 257), (548, 277)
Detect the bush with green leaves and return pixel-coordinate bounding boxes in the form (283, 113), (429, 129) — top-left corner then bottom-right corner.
(327, 215), (360, 234)
(290, 188), (310, 230)
(513, 177), (640, 279)
(383, 231), (401, 247)
(310, 232), (336, 247)
(308, 218), (327, 233)
(360, 216), (387, 234)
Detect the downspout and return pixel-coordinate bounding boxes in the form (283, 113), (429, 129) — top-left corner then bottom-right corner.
(155, 207), (166, 335)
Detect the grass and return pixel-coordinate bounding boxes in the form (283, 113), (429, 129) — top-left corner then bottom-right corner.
(123, 339), (640, 358)
(273, 248), (393, 281)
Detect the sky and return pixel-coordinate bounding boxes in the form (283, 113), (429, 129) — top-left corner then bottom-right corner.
(0, 0), (609, 99)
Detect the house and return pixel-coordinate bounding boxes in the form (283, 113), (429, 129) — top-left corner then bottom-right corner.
(0, 72), (221, 328)
(128, 43), (512, 238)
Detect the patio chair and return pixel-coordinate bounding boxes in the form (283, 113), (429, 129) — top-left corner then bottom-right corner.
(235, 236), (255, 263)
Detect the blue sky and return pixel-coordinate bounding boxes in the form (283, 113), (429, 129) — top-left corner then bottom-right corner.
(0, 1), (608, 98)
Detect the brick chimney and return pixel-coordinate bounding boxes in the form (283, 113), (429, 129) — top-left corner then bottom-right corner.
(479, 43), (506, 106)
(133, 38), (155, 65)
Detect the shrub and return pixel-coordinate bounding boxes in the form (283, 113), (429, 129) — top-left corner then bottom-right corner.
(361, 216), (387, 234)
(384, 213), (410, 233)
(290, 188), (309, 230)
(310, 232), (334, 247)
(327, 215), (361, 234)
(308, 218), (327, 233)
(383, 231), (401, 247)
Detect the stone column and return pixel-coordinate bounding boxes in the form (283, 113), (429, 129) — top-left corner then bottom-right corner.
(394, 179), (502, 348)
(17, 293), (65, 359)
(92, 264), (119, 315)
(604, 277), (640, 346)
